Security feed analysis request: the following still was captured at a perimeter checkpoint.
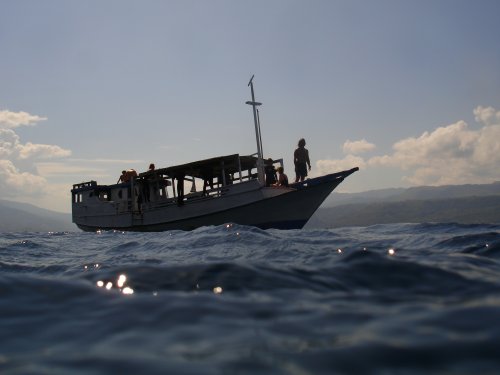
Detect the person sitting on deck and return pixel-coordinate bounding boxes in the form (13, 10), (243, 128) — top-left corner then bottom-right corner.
(126, 169), (138, 182)
(274, 166), (289, 188)
(264, 158), (277, 187)
(117, 170), (127, 184)
(118, 169), (138, 184)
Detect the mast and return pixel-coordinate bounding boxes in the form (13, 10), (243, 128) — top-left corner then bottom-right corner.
(246, 75), (265, 184)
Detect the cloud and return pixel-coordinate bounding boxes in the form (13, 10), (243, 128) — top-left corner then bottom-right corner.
(0, 109), (72, 199)
(315, 138), (374, 175)
(66, 158), (144, 164)
(0, 159), (47, 197)
(317, 105), (500, 186)
(0, 128), (71, 160)
(368, 120), (477, 170)
(35, 162), (109, 178)
(0, 110), (47, 129)
(18, 142), (71, 160)
(342, 139), (376, 155)
(0, 129), (20, 158)
(473, 106), (500, 125)
(316, 154), (366, 175)
(368, 111), (500, 185)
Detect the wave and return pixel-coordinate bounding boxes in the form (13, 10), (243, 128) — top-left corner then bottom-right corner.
(2, 223), (500, 374)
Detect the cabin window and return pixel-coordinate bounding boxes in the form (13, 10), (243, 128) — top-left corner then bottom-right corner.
(73, 193), (82, 203)
(118, 190), (123, 199)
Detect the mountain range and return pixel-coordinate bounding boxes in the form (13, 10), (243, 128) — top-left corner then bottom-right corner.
(306, 181), (500, 228)
(0, 200), (75, 232)
(322, 181), (500, 207)
(1, 181), (499, 232)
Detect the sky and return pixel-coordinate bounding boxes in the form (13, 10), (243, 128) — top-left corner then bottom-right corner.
(1, 0), (500, 213)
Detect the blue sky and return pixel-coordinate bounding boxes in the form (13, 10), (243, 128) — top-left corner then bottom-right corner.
(1, 0), (500, 212)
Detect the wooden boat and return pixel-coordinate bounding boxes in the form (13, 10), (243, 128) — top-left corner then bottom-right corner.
(71, 78), (358, 231)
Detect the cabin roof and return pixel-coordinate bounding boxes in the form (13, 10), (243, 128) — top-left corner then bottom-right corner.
(139, 154), (258, 179)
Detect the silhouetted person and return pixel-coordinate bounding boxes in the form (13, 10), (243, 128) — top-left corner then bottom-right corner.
(275, 166), (289, 187)
(264, 158), (277, 187)
(175, 171), (185, 206)
(117, 170), (127, 184)
(294, 138), (311, 182)
(143, 164), (156, 203)
(119, 169), (137, 183)
(201, 167), (214, 196)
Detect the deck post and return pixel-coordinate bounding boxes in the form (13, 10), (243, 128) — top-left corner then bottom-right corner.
(237, 155), (242, 182)
(130, 177), (135, 211)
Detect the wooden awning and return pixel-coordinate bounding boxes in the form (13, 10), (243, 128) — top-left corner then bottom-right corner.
(138, 154), (258, 179)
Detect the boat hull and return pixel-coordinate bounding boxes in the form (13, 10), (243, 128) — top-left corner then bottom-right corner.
(74, 170), (354, 232)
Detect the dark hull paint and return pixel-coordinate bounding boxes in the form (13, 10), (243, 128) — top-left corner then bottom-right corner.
(76, 169), (357, 232)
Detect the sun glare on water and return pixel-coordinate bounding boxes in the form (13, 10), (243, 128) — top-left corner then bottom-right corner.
(96, 274), (134, 295)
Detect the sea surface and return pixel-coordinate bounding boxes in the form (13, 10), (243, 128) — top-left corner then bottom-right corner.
(1, 223), (500, 374)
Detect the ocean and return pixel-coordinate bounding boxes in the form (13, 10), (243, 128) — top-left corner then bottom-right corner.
(1, 223), (500, 374)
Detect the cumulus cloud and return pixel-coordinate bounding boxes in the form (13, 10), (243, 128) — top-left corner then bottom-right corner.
(368, 120), (477, 170)
(18, 142), (71, 160)
(368, 111), (500, 185)
(0, 128), (71, 161)
(0, 159), (47, 197)
(317, 154), (366, 175)
(0, 129), (20, 158)
(0, 110), (47, 129)
(473, 106), (500, 125)
(342, 139), (376, 155)
(0, 109), (72, 198)
(316, 105), (500, 186)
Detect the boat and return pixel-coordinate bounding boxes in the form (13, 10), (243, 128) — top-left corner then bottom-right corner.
(71, 77), (358, 232)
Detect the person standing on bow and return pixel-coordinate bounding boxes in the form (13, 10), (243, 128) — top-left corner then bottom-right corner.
(293, 138), (311, 182)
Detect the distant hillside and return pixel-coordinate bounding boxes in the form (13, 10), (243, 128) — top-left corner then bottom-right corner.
(324, 181), (500, 207)
(307, 195), (500, 229)
(0, 200), (75, 232)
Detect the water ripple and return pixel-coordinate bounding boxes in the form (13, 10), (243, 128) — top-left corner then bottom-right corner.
(1, 223), (500, 374)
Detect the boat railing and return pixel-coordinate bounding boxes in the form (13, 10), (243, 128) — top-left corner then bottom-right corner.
(72, 181), (97, 190)
(72, 160), (262, 211)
